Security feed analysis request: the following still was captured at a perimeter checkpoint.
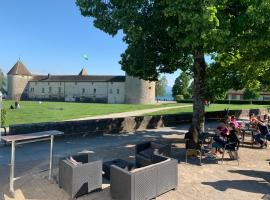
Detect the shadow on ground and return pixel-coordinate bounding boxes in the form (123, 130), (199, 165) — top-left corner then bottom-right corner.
(202, 180), (270, 195)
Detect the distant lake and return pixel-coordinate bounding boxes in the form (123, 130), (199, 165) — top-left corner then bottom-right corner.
(156, 94), (174, 101)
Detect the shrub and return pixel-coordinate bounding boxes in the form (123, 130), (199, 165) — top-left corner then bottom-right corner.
(176, 95), (184, 102)
(1, 108), (7, 127)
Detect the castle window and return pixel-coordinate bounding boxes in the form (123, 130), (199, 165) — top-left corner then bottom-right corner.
(60, 82), (62, 85)
(35, 82), (37, 85)
(42, 88), (45, 93)
(117, 89), (120, 94)
(58, 87), (61, 93)
(92, 82), (94, 85)
(48, 82), (50, 85)
(49, 87), (52, 93)
(111, 82), (114, 85)
(110, 89), (113, 94)
(75, 82), (77, 85)
(31, 88), (34, 92)
(82, 88), (85, 94)
(93, 88), (96, 94)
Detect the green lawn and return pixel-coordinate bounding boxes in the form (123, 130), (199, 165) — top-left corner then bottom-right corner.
(2, 100), (186, 125)
(146, 104), (270, 116)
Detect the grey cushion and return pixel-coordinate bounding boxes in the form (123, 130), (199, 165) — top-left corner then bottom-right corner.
(139, 148), (155, 159)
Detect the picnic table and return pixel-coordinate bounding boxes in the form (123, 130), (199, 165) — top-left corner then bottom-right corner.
(240, 126), (257, 146)
(1, 130), (64, 196)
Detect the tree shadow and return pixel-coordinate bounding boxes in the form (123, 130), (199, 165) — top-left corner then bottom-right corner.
(228, 170), (270, 183)
(202, 179), (270, 195)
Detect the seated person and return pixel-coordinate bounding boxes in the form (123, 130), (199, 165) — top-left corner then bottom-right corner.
(249, 113), (257, 126)
(15, 101), (20, 109)
(261, 114), (269, 123)
(253, 118), (270, 148)
(211, 122), (239, 157)
(230, 115), (241, 129)
(210, 121), (230, 156)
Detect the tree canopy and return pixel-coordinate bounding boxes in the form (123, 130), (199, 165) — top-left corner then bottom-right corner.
(0, 69), (6, 93)
(155, 75), (168, 97)
(76, 0), (270, 130)
(172, 72), (191, 99)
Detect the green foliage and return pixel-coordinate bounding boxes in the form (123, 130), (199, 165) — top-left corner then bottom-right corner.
(243, 89), (260, 101)
(76, 0), (270, 129)
(213, 100), (270, 105)
(0, 69), (6, 93)
(176, 95), (184, 102)
(1, 108), (7, 127)
(155, 75), (168, 97)
(172, 72), (191, 99)
(176, 99), (194, 103)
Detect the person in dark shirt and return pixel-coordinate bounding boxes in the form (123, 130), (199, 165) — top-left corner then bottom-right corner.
(254, 119), (270, 148)
(210, 121), (230, 155)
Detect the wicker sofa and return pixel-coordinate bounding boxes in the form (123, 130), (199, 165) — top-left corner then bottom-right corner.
(110, 154), (178, 200)
(135, 141), (172, 167)
(59, 154), (102, 199)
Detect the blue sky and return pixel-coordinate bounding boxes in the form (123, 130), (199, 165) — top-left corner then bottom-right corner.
(0, 0), (183, 86)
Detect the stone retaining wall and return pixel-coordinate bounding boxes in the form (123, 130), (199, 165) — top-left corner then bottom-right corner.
(9, 108), (269, 136)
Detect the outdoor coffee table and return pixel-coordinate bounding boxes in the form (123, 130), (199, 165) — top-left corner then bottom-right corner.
(1, 130), (64, 196)
(102, 159), (134, 180)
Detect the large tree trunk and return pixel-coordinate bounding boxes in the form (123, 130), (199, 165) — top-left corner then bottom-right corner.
(193, 49), (206, 132)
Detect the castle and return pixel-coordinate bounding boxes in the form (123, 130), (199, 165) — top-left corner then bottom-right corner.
(7, 60), (155, 104)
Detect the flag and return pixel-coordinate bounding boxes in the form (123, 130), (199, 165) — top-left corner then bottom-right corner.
(83, 53), (88, 60)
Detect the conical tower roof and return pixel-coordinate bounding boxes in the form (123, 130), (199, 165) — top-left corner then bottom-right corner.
(78, 68), (88, 76)
(7, 60), (31, 76)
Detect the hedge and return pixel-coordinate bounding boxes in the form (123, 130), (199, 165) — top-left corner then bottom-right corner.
(176, 99), (270, 105)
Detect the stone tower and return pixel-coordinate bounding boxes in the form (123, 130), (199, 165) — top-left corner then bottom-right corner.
(125, 74), (156, 104)
(7, 60), (32, 100)
(78, 68), (88, 76)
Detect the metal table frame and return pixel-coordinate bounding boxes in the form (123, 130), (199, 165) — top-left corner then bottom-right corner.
(2, 130), (64, 196)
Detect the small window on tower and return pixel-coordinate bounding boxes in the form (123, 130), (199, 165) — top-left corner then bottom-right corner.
(49, 87), (52, 92)
(94, 88), (96, 93)
(110, 89), (113, 94)
(48, 82), (50, 85)
(117, 89), (120, 94)
(35, 82), (37, 85)
(42, 88), (45, 93)
(82, 88), (85, 93)
(75, 82), (77, 85)
(58, 87), (61, 93)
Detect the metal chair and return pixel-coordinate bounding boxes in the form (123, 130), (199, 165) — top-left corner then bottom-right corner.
(221, 131), (240, 165)
(185, 133), (209, 165)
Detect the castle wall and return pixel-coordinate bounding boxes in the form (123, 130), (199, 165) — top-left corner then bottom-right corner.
(28, 81), (65, 99)
(125, 75), (156, 104)
(8, 75), (32, 100)
(107, 82), (125, 104)
(27, 81), (125, 103)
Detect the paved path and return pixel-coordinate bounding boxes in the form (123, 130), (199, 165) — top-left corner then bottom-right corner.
(69, 104), (192, 121)
(1, 123), (270, 200)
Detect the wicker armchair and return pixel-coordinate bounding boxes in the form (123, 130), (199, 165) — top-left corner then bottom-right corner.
(110, 155), (177, 200)
(135, 141), (171, 167)
(59, 154), (102, 198)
